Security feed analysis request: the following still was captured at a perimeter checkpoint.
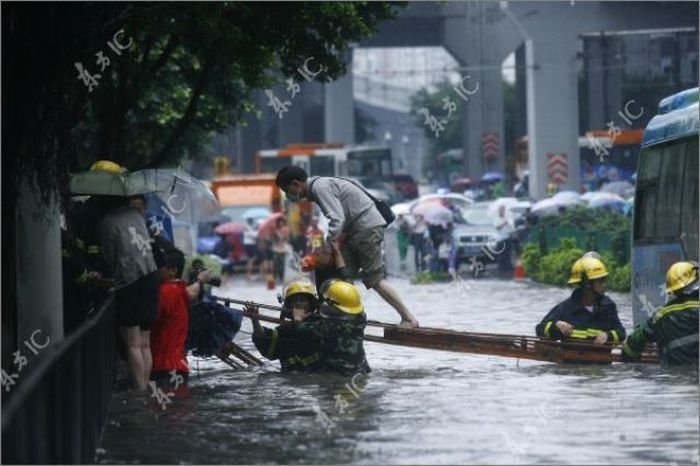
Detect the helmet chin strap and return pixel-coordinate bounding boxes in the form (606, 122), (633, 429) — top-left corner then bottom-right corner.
(581, 275), (604, 299)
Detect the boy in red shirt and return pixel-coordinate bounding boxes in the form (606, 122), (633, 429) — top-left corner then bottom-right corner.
(151, 248), (210, 387)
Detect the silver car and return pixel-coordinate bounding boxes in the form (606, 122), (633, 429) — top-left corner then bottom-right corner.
(452, 202), (503, 269)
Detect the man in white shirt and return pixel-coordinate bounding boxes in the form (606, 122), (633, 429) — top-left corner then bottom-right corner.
(493, 205), (515, 273)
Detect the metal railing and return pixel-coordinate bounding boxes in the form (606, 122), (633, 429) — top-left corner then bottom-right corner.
(2, 295), (116, 464)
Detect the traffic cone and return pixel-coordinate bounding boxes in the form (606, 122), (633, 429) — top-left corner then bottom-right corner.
(266, 272), (276, 290)
(514, 258), (526, 280)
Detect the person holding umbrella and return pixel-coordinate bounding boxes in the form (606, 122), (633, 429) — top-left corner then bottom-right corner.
(275, 166), (419, 329)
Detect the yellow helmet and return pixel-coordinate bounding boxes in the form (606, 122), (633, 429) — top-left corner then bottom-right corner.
(90, 160), (126, 174)
(283, 280), (317, 306)
(567, 259), (583, 284)
(580, 256), (608, 282)
(665, 261), (699, 294)
(322, 280), (364, 315)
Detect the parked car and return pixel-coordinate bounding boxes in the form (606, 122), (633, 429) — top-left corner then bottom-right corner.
(451, 202), (508, 270)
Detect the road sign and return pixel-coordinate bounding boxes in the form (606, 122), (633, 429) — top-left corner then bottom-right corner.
(482, 132), (499, 160)
(547, 153), (568, 184)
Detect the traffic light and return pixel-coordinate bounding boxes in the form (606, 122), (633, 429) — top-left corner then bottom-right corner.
(214, 156), (230, 176)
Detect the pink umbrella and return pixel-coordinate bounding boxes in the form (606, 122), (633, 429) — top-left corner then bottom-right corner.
(411, 202), (454, 227)
(257, 212), (285, 240)
(214, 221), (248, 235)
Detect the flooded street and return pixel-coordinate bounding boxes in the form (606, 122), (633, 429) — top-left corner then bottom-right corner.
(98, 275), (698, 465)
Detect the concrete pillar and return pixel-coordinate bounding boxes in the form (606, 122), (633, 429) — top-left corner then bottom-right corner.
(514, 43), (528, 142)
(15, 176), (64, 359)
(525, 37), (581, 200)
(464, 67), (505, 179)
(324, 51), (355, 144)
(443, 2), (521, 182)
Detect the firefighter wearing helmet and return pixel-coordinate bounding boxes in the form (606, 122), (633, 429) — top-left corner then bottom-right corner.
(536, 255), (626, 346)
(249, 279), (325, 373)
(623, 261), (699, 366)
(295, 279), (370, 376)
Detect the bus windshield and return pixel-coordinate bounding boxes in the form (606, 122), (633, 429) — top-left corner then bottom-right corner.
(347, 148), (393, 181)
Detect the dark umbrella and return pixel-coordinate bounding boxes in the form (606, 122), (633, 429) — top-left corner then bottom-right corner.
(481, 171), (504, 183)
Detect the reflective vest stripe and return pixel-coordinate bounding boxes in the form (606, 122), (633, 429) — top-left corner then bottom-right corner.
(544, 321), (554, 337)
(653, 301), (700, 323)
(570, 328), (605, 339)
(610, 330), (620, 344)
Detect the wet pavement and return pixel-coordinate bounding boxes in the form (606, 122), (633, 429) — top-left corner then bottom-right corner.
(98, 274), (699, 465)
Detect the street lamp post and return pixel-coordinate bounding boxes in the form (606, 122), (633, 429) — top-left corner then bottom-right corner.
(401, 135), (409, 172)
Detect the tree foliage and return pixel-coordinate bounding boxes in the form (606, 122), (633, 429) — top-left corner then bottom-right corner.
(4, 2), (402, 206)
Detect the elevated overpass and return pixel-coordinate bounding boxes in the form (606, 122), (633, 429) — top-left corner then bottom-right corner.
(324, 1), (698, 198)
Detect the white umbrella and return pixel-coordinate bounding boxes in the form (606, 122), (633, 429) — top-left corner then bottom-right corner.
(552, 190), (582, 204)
(585, 192), (626, 212)
(600, 181), (635, 198)
(580, 191), (597, 202)
(531, 197), (576, 217)
(70, 168), (219, 224)
(391, 202), (412, 216)
(131, 169), (219, 224)
(411, 202), (453, 227)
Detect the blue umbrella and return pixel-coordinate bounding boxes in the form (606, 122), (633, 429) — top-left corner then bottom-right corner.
(481, 171), (504, 183)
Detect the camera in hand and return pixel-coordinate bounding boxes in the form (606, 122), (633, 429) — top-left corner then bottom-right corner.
(189, 263), (222, 288)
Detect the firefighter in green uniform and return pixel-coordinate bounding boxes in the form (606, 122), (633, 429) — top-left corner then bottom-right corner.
(249, 279), (326, 372)
(623, 261), (699, 366)
(249, 279), (370, 375)
(536, 256), (626, 345)
(299, 279), (371, 376)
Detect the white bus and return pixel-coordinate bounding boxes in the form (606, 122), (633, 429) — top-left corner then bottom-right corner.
(632, 87), (699, 325)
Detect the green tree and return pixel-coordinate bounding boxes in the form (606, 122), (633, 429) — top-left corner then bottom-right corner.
(4, 2), (403, 205)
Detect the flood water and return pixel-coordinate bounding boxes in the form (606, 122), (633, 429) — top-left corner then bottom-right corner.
(98, 274), (699, 465)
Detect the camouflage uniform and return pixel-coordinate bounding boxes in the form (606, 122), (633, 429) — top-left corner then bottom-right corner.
(297, 304), (371, 376)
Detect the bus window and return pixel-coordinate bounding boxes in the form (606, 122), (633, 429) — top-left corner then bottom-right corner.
(309, 155), (335, 177)
(655, 141), (686, 238)
(680, 137), (699, 259)
(634, 145), (662, 240)
(337, 160), (348, 177)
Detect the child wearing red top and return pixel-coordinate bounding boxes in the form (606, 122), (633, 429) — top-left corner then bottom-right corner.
(151, 248), (191, 386)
